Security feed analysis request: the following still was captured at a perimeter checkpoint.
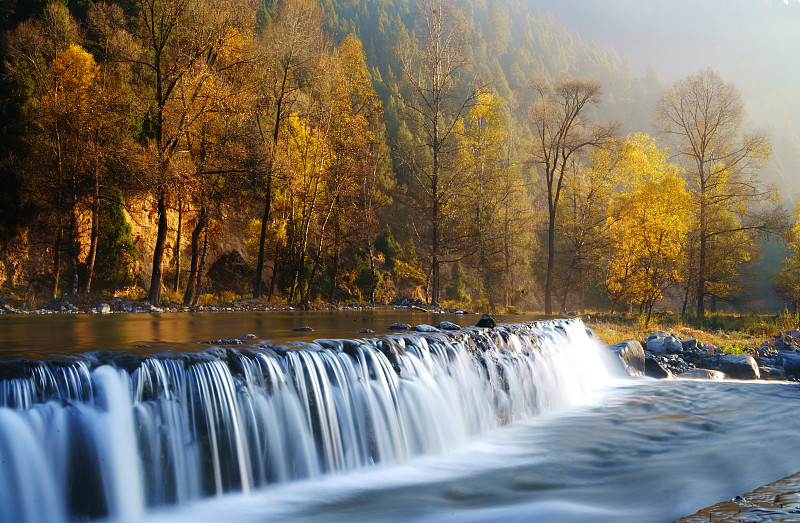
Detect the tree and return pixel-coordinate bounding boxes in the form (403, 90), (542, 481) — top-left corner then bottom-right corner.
(775, 197), (800, 324)
(602, 134), (690, 326)
(398, 0), (478, 305)
(455, 90), (519, 311)
(527, 75), (616, 315)
(124, 0), (253, 305)
(251, 0), (327, 299)
(654, 68), (777, 317)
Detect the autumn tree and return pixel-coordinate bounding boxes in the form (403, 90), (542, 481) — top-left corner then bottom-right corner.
(654, 68), (778, 317)
(398, 0), (478, 305)
(123, 0), (253, 305)
(602, 134), (690, 326)
(775, 197), (800, 324)
(554, 149), (616, 313)
(527, 75), (616, 315)
(455, 90), (521, 311)
(251, 0), (326, 299)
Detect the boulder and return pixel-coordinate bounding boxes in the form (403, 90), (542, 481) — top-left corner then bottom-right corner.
(644, 356), (673, 379)
(438, 321), (461, 331)
(759, 366), (787, 381)
(355, 328), (374, 334)
(609, 341), (645, 377)
(679, 369), (727, 380)
(292, 326), (314, 332)
(476, 314), (496, 329)
(388, 323), (411, 330)
(96, 303), (111, 314)
(645, 333), (683, 354)
(778, 351), (800, 378)
(414, 324), (439, 333)
(680, 338), (700, 351)
(719, 353), (760, 380)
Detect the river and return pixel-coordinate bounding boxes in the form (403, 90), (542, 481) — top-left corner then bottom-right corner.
(0, 312), (798, 522)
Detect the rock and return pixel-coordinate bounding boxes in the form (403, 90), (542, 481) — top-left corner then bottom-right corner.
(609, 341), (645, 377)
(476, 314), (496, 329)
(414, 324), (440, 332)
(681, 338), (699, 351)
(388, 323), (411, 330)
(645, 333), (683, 354)
(96, 303), (111, 314)
(438, 321), (461, 331)
(678, 369), (727, 380)
(645, 356), (673, 379)
(241, 334), (257, 339)
(779, 351), (800, 378)
(145, 304), (162, 313)
(355, 328), (374, 334)
(719, 353), (760, 380)
(760, 366), (787, 381)
(292, 326), (314, 332)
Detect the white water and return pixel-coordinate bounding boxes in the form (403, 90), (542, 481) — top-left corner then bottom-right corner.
(0, 319), (618, 523)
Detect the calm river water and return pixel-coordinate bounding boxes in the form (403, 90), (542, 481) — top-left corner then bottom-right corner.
(0, 310), (524, 359)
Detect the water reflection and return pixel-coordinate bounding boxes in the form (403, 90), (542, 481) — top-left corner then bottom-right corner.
(0, 311), (536, 359)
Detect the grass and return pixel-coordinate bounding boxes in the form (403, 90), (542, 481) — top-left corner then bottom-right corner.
(589, 310), (797, 355)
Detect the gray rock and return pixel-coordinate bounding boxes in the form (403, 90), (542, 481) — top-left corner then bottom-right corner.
(609, 341), (645, 377)
(679, 369), (727, 380)
(779, 351), (800, 378)
(414, 324), (440, 332)
(388, 323), (411, 330)
(645, 356), (673, 379)
(355, 328), (374, 334)
(759, 366), (787, 381)
(438, 321), (461, 331)
(681, 338), (699, 350)
(241, 334), (257, 339)
(293, 326), (314, 332)
(96, 303), (111, 314)
(719, 353), (760, 380)
(645, 334), (683, 354)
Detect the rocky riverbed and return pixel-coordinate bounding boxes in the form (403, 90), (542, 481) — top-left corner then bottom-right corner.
(610, 329), (800, 381)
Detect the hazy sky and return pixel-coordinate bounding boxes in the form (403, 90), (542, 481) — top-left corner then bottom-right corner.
(532, 0), (800, 201)
(532, 0), (800, 84)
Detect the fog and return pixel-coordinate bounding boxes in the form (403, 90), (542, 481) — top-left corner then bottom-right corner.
(534, 0), (800, 204)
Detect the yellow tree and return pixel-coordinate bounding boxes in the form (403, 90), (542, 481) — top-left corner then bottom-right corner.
(555, 149), (617, 313)
(41, 43), (99, 296)
(654, 68), (777, 317)
(604, 134), (690, 325)
(455, 90), (518, 311)
(775, 197), (800, 323)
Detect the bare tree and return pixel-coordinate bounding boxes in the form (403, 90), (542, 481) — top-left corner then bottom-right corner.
(398, 0), (478, 305)
(654, 68), (779, 317)
(527, 75), (616, 315)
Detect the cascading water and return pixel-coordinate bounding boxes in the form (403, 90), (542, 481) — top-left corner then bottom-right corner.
(0, 318), (615, 523)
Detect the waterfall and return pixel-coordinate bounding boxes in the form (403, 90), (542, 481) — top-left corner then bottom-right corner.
(0, 318), (614, 522)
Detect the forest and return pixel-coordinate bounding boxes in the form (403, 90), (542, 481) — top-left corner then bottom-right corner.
(0, 0), (798, 322)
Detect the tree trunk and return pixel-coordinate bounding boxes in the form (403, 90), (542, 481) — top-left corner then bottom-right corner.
(51, 230), (63, 301)
(192, 227), (209, 306)
(173, 199), (183, 293)
(84, 173), (100, 293)
(183, 206), (207, 306)
(148, 187), (169, 305)
(544, 208), (556, 315)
